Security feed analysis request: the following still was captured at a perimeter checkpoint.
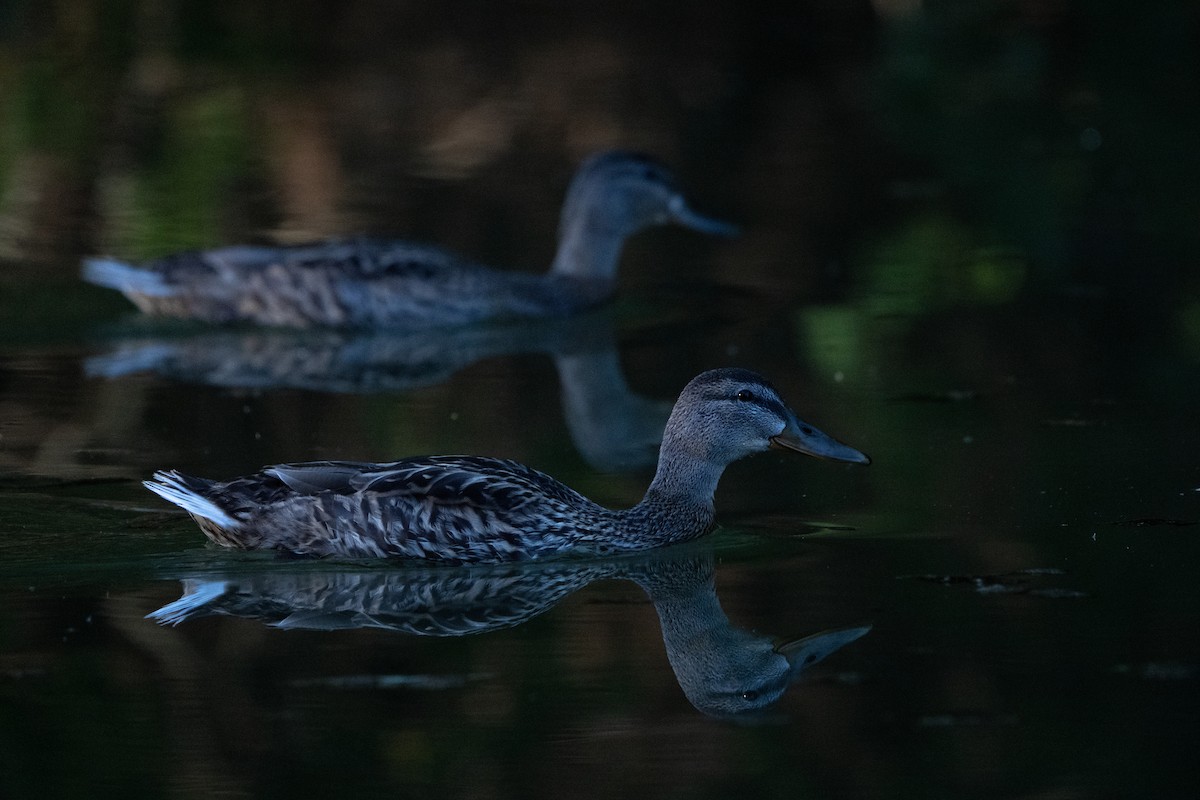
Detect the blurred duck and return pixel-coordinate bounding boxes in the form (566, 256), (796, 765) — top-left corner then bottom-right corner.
(144, 368), (869, 563)
(83, 151), (735, 328)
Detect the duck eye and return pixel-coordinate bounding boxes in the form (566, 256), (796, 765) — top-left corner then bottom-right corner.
(741, 689), (760, 701)
(736, 389), (754, 402)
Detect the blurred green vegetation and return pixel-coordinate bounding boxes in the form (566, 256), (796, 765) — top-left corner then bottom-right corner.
(115, 88), (255, 257)
(874, 0), (1200, 298)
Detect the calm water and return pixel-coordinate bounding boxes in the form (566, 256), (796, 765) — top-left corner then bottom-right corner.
(2, 4), (1199, 799)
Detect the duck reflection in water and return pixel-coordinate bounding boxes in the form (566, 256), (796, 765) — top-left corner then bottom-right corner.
(148, 546), (870, 719)
(86, 310), (671, 471)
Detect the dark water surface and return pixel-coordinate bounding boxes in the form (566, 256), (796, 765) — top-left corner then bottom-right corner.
(2, 4), (1199, 799)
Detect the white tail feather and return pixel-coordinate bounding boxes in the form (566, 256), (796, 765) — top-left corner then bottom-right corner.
(144, 470), (239, 529)
(82, 258), (175, 296)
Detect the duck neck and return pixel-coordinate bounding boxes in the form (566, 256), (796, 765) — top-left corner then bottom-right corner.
(549, 211), (631, 282)
(619, 428), (725, 547)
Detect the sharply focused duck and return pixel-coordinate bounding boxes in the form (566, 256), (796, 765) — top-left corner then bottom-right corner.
(82, 151), (735, 328)
(145, 369), (869, 563)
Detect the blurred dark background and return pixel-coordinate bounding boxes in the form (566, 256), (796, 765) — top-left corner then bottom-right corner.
(3, 0), (1199, 486)
(1, 5), (1199, 798)
(4, 0), (1196, 306)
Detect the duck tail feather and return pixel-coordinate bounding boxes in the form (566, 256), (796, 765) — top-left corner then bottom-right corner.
(144, 470), (239, 529)
(82, 258), (175, 297)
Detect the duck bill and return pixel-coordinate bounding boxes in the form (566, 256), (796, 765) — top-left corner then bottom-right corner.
(776, 625), (873, 679)
(667, 194), (740, 237)
(769, 416), (871, 464)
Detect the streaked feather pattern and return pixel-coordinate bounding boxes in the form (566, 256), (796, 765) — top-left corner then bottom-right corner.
(145, 369), (869, 563)
(83, 151), (735, 328)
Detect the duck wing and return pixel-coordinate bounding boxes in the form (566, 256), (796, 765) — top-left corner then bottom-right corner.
(164, 238), (476, 282)
(266, 455), (592, 511)
(250, 456), (606, 562)
(265, 238), (480, 279)
(262, 460), (378, 493)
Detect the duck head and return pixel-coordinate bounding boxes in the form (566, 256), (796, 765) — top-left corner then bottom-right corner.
(663, 368), (871, 469)
(551, 151), (737, 281)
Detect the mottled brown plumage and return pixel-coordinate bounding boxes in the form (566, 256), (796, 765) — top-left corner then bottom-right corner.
(83, 151), (735, 328)
(145, 369), (870, 563)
